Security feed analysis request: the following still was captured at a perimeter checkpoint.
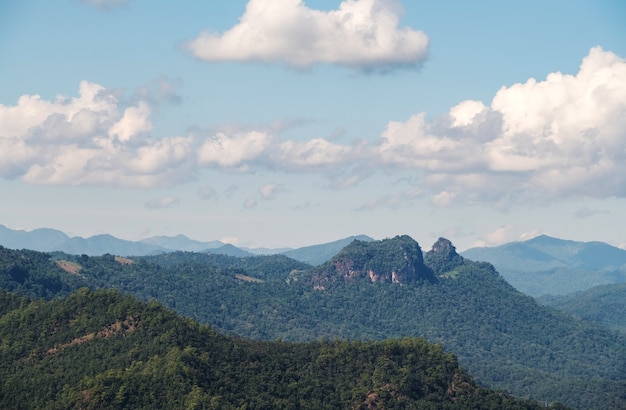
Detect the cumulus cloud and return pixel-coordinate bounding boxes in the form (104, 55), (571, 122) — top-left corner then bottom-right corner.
(2, 47), (625, 207)
(377, 46), (626, 204)
(187, 0), (429, 71)
(145, 196), (180, 209)
(0, 81), (195, 187)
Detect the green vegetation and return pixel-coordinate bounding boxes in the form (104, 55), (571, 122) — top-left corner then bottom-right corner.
(0, 237), (624, 409)
(538, 283), (626, 334)
(0, 288), (558, 409)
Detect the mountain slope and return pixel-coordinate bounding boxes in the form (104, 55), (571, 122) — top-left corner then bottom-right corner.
(461, 235), (626, 296)
(0, 224), (69, 251)
(0, 288), (555, 410)
(538, 282), (626, 334)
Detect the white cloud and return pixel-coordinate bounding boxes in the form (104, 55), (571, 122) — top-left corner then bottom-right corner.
(431, 191), (456, 207)
(108, 101), (152, 141)
(471, 225), (541, 248)
(197, 131), (273, 170)
(2, 47), (625, 205)
(276, 138), (359, 170)
(377, 46), (626, 204)
(259, 183), (285, 200)
(0, 81), (192, 187)
(145, 196), (180, 209)
(187, 0), (429, 71)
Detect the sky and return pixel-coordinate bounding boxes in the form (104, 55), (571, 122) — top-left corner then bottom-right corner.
(1, 0), (625, 251)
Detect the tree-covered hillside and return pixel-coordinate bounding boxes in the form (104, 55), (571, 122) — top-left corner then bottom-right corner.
(0, 238), (624, 409)
(538, 282), (626, 335)
(0, 288), (560, 409)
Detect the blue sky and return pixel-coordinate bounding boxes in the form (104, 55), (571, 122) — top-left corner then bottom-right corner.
(1, 0), (625, 251)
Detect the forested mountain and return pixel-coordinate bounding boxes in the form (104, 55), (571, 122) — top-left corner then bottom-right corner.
(0, 237), (624, 409)
(461, 235), (626, 296)
(538, 282), (626, 335)
(0, 288), (561, 409)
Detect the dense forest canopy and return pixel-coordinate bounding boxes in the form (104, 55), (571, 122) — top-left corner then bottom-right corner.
(0, 288), (565, 409)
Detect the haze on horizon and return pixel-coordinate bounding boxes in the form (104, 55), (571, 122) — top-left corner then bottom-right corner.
(1, 0), (625, 251)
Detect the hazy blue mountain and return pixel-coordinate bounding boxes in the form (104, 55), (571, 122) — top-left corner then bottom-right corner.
(280, 234), (374, 266)
(461, 235), (626, 297)
(538, 282), (626, 334)
(0, 224), (69, 251)
(244, 246), (293, 255)
(53, 234), (167, 256)
(206, 243), (254, 257)
(140, 234), (224, 252)
(0, 225), (371, 261)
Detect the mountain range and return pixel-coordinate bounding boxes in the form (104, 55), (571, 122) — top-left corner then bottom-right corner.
(461, 234), (626, 297)
(1, 236), (624, 409)
(0, 224), (373, 265)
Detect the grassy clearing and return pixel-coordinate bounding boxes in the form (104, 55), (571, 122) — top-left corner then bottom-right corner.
(56, 260), (82, 275)
(114, 256), (134, 265)
(235, 274), (265, 283)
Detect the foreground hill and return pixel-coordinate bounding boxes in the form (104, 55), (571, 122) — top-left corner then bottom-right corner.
(538, 282), (626, 334)
(462, 235), (626, 296)
(0, 238), (624, 409)
(0, 288), (557, 409)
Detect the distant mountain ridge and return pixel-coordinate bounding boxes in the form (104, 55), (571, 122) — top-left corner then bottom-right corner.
(281, 234), (374, 266)
(461, 235), (626, 297)
(0, 224), (367, 264)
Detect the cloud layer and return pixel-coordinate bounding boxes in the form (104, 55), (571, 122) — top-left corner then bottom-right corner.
(187, 0), (429, 71)
(378, 46), (626, 205)
(1, 47), (625, 207)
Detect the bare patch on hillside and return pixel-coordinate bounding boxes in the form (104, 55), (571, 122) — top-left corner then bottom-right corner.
(114, 256), (134, 265)
(235, 274), (265, 283)
(46, 314), (139, 355)
(56, 260), (82, 275)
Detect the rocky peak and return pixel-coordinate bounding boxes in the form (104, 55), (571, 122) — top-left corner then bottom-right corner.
(425, 238), (465, 275)
(311, 235), (436, 290)
(430, 238), (457, 258)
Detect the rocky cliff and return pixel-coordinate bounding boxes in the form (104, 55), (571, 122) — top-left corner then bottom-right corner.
(311, 235), (436, 290)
